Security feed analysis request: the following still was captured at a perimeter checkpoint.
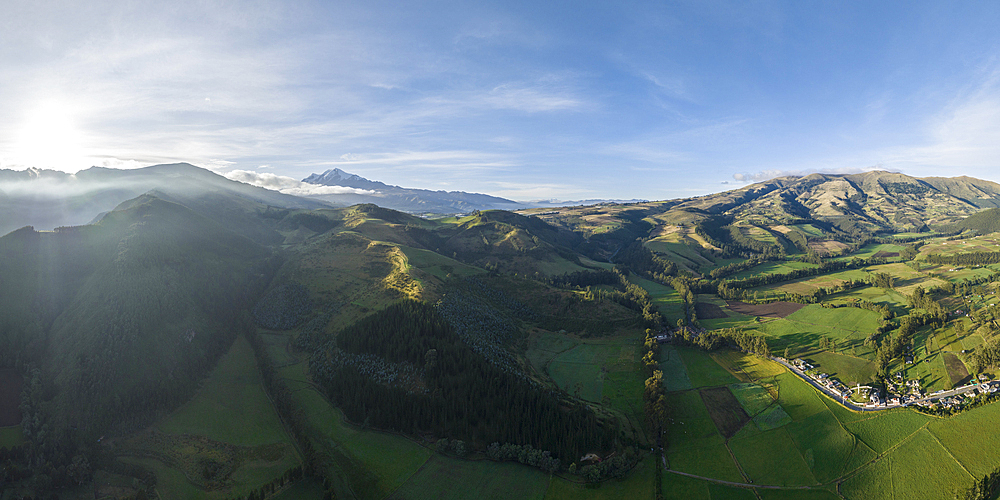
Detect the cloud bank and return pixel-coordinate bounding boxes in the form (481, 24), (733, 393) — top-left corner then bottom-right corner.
(225, 170), (376, 197)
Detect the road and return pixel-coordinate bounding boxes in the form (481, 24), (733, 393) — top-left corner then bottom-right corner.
(772, 357), (980, 412)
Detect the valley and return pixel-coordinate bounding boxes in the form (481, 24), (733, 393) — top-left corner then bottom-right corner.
(6, 167), (1000, 499)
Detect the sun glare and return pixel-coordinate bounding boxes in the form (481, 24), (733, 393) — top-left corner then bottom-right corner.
(10, 101), (90, 172)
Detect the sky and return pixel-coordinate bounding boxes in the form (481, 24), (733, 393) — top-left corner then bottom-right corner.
(3, 1), (1000, 201)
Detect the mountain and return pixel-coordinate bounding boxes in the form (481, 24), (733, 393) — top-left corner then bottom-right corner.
(0, 163), (329, 237)
(302, 168), (523, 214)
(651, 170), (1000, 232)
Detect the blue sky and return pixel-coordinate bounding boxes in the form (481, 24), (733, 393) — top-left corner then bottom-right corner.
(3, 1), (1000, 201)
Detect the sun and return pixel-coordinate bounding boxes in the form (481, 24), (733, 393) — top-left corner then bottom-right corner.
(9, 101), (90, 172)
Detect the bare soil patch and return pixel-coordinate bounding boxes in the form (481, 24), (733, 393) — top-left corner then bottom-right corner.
(725, 301), (805, 319)
(699, 387), (749, 439)
(0, 369), (23, 427)
(943, 352), (970, 387)
(695, 302), (728, 319)
(873, 251), (900, 259)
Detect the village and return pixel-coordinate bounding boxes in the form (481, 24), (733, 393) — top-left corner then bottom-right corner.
(786, 358), (1000, 412)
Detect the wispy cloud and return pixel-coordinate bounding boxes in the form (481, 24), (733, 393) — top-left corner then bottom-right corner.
(225, 169), (376, 196)
(731, 166), (890, 183)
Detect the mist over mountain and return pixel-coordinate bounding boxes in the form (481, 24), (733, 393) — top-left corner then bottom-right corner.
(0, 163), (329, 236)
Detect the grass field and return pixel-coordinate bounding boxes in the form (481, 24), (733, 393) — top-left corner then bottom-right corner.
(388, 455), (549, 500)
(157, 336), (294, 447)
(280, 362), (432, 499)
(543, 335), (641, 403)
(659, 346), (693, 392)
(679, 348), (740, 388)
(398, 244), (484, 281)
(126, 335), (301, 499)
(630, 276), (685, 323)
(731, 260), (820, 280)
(546, 455), (657, 500)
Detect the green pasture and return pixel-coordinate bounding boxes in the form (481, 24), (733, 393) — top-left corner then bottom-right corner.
(729, 428), (817, 486)
(753, 405), (792, 431)
(731, 260), (820, 280)
(679, 348), (740, 388)
(548, 339), (636, 402)
(666, 390), (725, 451)
(630, 276), (685, 323)
(398, 244), (483, 280)
(930, 400), (1000, 477)
(658, 347), (1000, 498)
(272, 478), (326, 500)
(157, 336), (295, 448)
(667, 443), (744, 483)
(280, 362), (432, 499)
(645, 238), (715, 272)
(389, 455), (549, 500)
(806, 351), (876, 387)
(784, 410), (868, 483)
(545, 456), (657, 500)
(659, 346), (693, 392)
(786, 305), (881, 335)
(789, 224), (825, 238)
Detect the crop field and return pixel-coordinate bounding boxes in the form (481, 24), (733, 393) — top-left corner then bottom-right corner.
(917, 234), (1000, 257)
(729, 383), (774, 416)
(725, 300), (804, 318)
(841, 242), (906, 260)
(388, 455), (549, 500)
(700, 387), (750, 438)
(752, 268), (870, 296)
(866, 262), (949, 295)
(942, 352), (971, 386)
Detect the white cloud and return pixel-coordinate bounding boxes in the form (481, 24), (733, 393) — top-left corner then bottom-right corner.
(732, 166), (893, 183)
(225, 169), (376, 196)
(486, 83), (581, 112)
